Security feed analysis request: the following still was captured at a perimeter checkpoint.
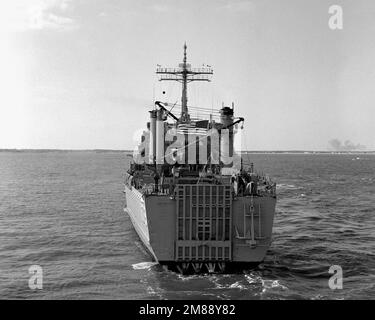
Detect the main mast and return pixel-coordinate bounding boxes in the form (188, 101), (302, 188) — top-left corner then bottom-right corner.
(156, 43), (213, 123)
(181, 43), (188, 121)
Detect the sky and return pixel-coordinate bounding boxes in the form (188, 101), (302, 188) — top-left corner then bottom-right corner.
(0, 0), (374, 150)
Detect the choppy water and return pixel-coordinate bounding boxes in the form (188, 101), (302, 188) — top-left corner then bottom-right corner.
(0, 151), (374, 299)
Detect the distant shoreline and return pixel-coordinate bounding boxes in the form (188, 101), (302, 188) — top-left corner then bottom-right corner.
(0, 149), (374, 155)
(0, 149), (129, 153)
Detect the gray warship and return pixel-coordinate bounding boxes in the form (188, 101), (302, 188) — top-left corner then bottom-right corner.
(124, 44), (277, 273)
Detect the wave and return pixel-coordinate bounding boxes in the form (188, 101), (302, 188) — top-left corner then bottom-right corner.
(277, 183), (303, 191)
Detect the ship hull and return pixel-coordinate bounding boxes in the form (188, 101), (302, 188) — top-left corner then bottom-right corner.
(124, 185), (157, 261)
(125, 183), (276, 273)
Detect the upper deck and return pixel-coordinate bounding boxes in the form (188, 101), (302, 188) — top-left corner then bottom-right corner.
(125, 166), (276, 199)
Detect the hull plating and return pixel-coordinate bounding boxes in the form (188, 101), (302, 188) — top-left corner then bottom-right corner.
(124, 184), (276, 271)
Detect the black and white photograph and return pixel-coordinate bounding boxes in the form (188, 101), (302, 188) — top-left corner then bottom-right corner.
(0, 0), (374, 305)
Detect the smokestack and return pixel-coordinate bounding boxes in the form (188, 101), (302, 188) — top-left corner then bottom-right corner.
(156, 109), (165, 164)
(149, 110), (157, 164)
(220, 106), (234, 166)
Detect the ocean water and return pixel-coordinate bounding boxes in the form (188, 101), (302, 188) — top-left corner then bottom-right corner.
(0, 151), (374, 300)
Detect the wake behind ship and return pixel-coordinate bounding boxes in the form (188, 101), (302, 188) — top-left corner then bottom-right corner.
(124, 44), (276, 274)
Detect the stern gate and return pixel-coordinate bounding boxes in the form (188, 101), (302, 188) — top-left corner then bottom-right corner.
(175, 184), (232, 263)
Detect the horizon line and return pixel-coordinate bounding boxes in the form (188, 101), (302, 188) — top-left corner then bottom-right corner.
(0, 148), (374, 154)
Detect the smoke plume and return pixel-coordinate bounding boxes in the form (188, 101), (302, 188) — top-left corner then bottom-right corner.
(328, 139), (366, 151)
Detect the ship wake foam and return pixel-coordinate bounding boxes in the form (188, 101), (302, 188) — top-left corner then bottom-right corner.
(132, 262), (159, 270)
